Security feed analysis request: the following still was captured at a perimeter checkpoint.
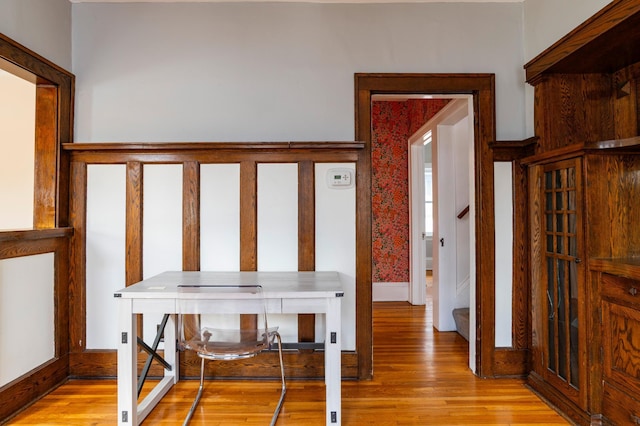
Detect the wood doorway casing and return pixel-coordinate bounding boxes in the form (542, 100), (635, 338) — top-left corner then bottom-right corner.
(355, 73), (497, 377)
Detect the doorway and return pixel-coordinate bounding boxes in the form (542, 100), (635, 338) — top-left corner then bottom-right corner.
(355, 73), (498, 377)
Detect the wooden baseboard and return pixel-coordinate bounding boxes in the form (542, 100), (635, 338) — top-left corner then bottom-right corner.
(0, 356), (69, 423)
(493, 348), (529, 377)
(70, 349), (359, 379)
(527, 371), (591, 426)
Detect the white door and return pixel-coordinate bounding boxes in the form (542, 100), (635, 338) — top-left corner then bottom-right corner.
(433, 116), (472, 332)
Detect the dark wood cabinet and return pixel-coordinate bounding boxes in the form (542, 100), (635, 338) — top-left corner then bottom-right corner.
(591, 266), (640, 425)
(527, 153), (589, 421)
(523, 2), (640, 424)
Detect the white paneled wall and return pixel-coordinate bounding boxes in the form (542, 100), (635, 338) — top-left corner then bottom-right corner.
(143, 164), (183, 344)
(86, 165), (126, 349)
(0, 253), (54, 386)
(84, 162), (356, 350)
(257, 163), (299, 342)
(257, 163), (299, 271)
(200, 164), (240, 271)
(494, 161), (514, 347)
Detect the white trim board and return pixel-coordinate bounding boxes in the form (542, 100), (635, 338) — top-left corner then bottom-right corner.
(372, 282), (409, 302)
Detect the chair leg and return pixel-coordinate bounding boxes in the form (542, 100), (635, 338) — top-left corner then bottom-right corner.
(183, 357), (206, 426)
(270, 332), (286, 426)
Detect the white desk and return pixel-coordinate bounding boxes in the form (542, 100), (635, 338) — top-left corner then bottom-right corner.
(115, 271), (344, 425)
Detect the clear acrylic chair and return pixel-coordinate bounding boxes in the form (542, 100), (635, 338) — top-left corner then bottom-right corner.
(177, 284), (286, 425)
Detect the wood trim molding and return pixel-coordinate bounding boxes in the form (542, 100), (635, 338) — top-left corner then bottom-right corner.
(0, 228), (72, 243)
(490, 137), (538, 161)
(0, 32), (74, 228)
(524, 0), (640, 83)
(63, 141), (365, 151)
(182, 161), (200, 272)
(355, 73), (499, 378)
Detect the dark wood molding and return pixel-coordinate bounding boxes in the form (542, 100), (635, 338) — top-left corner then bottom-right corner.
(490, 137), (538, 161)
(0, 228), (72, 243)
(63, 141), (365, 151)
(182, 161), (200, 272)
(34, 86), (58, 228)
(125, 162), (144, 287)
(298, 160), (316, 344)
(68, 350), (359, 380)
(0, 357), (69, 423)
(68, 161), (87, 354)
(355, 73), (498, 378)
(524, 0), (640, 83)
(0, 32), (74, 229)
(240, 161), (258, 272)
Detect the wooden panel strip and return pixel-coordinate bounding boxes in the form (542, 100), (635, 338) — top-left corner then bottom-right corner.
(33, 85), (58, 229)
(239, 161), (257, 272)
(125, 162), (144, 340)
(125, 162), (143, 286)
(240, 161), (258, 330)
(68, 161), (87, 352)
(511, 161), (530, 351)
(298, 160), (316, 344)
(182, 161), (200, 272)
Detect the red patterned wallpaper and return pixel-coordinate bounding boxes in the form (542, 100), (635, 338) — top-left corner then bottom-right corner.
(371, 99), (449, 283)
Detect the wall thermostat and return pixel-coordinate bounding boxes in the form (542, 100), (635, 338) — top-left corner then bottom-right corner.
(327, 168), (354, 189)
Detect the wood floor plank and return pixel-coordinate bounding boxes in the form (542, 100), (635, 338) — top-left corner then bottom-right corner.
(5, 302), (568, 425)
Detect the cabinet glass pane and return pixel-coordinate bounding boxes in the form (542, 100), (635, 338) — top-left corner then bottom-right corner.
(569, 261), (579, 388)
(567, 167), (575, 187)
(547, 256), (555, 372)
(557, 259), (567, 380)
(556, 190), (563, 210)
(568, 191), (576, 210)
(545, 172), (552, 190)
(542, 162), (579, 390)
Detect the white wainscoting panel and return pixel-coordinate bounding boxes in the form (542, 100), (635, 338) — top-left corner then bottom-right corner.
(0, 253), (55, 386)
(257, 163), (298, 341)
(315, 163), (356, 350)
(200, 164), (240, 271)
(143, 164), (183, 345)
(86, 164), (126, 349)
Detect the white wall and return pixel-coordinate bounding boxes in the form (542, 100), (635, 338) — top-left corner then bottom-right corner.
(0, 70), (35, 230)
(0, 0), (71, 70)
(72, 2), (526, 142)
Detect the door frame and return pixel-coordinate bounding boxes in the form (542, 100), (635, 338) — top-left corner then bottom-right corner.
(355, 73), (497, 377)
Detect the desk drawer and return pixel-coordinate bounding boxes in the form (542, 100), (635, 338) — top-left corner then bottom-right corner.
(132, 299), (176, 313)
(602, 382), (640, 425)
(282, 298), (326, 314)
(602, 274), (640, 307)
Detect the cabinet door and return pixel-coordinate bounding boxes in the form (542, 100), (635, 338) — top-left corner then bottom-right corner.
(538, 158), (585, 406)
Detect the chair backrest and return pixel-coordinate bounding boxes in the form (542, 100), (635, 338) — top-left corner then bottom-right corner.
(177, 284), (272, 360)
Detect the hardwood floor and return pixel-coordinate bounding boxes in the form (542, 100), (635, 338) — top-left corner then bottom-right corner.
(6, 302), (568, 425)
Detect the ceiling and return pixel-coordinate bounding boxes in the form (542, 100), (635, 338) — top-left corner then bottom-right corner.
(70, 0), (523, 3)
